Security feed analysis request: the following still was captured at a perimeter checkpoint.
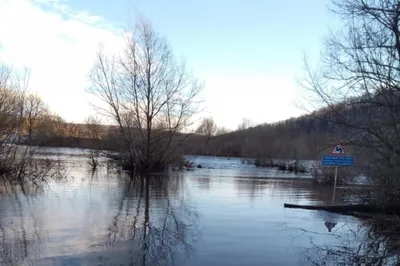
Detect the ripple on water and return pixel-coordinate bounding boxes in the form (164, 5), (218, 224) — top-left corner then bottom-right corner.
(0, 154), (393, 266)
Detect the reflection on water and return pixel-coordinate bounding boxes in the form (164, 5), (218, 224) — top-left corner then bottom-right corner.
(0, 155), (397, 265)
(301, 219), (400, 265)
(0, 167), (200, 266)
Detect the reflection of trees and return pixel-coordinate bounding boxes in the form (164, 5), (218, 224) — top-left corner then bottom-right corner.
(0, 171), (200, 266)
(0, 197), (41, 265)
(233, 178), (347, 204)
(105, 174), (201, 266)
(301, 219), (400, 265)
(193, 177), (211, 191)
(267, 180), (349, 204)
(234, 178), (268, 199)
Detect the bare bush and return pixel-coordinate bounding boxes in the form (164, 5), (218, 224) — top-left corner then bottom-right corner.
(311, 166), (356, 185)
(0, 64), (66, 193)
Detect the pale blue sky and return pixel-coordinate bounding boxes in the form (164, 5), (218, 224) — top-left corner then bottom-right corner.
(0, 0), (338, 130)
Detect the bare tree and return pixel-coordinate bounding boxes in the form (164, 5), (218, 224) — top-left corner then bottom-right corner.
(0, 64), (12, 90)
(88, 18), (203, 171)
(301, 0), (400, 204)
(22, 94), (48, 141)
(0, 88), (22, 144)
(196, 117), (217, 136)
(237, 117), (254, 131)
(195, 117), (217, 155)
(84, 116), (104, 170)
(84, 116), (103, 140)
(215, 126), (230, 136)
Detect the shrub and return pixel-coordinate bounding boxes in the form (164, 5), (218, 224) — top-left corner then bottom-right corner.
(311, 167), (356, 185)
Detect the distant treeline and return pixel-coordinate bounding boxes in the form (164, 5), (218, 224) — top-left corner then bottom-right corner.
(186, 117), (330, 159)
(16, 94), (373, 164)
(187, 92), (384, 161)
(29, 110), (343, 161)
(184, 115), (344, 160)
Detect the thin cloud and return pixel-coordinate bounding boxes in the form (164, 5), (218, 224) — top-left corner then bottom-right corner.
(0, 0), (125, 122)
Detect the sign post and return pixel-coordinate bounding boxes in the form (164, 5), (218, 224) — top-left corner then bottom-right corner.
(322, 142), (354, 202)
(333, 166), (338, 202)
(334, 166), (338, 188)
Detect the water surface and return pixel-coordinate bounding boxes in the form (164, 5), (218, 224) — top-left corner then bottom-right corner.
(0, 154), (391, 265)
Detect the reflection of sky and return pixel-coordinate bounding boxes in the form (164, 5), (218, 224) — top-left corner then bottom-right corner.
(187, 156), (314, 180)
(185, 171), (359, 265)
(0, 166), (129, 261)
(0, 155), (365, 266)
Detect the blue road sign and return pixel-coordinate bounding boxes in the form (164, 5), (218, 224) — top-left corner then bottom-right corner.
(322, 155), (354, 166)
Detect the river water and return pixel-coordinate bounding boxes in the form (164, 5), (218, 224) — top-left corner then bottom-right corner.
(0, 151), (395, 265)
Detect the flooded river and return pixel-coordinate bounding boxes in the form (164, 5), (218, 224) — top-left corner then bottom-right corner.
(0, 151), (396, 265)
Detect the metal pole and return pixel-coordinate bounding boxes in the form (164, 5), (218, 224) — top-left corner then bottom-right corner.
(332, 166), (338, 203)
(334, 166), (338, 186)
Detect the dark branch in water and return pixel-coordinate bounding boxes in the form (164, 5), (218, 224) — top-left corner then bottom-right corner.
(284, 203), (400, 216)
